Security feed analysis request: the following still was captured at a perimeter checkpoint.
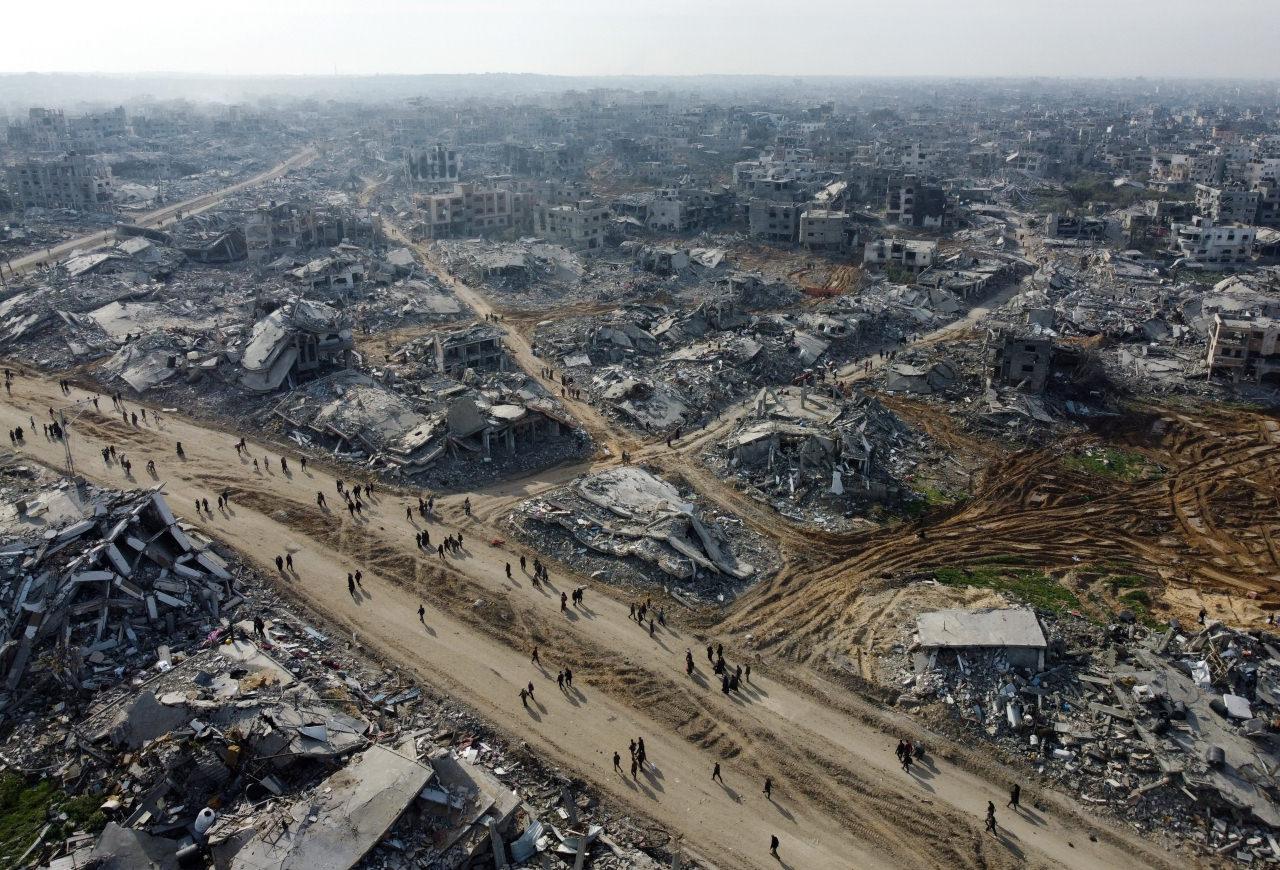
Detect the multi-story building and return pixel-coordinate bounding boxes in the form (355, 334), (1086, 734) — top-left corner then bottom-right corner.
(414, 183), (525, 240)
(534, 199), (608, 250)
(747, 199), (801, 244)
(406, 144), (461, 188)
(991, 333), (1053, 393)
(1170, 216), (1255, 267)
(6, 153), (114, 212)
(886, 175), (950, 229)
(244, 201), (318, 261)
(1195, 183), (1260, 225)
(799, 209), (853, 252)
(1207, 313), (1280, 384)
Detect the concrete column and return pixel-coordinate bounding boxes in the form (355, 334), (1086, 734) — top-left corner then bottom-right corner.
(485, 817), (507, 869)
(561, 787), (579, 827)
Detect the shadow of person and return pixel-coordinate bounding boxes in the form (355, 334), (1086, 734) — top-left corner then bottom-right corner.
(717, 781), (742, 803)
(996, 831), (1024, 860)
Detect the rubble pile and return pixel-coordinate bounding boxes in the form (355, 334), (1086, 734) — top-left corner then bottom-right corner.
(0, 473), (679, 869)
(509, 466), (778, 601)
(704, 384), (926, 529)
(0, 486), (238, 710)
(888, 603), (1280, 860)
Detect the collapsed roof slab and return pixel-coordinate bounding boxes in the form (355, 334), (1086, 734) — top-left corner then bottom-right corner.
(228, 742), (432, 870)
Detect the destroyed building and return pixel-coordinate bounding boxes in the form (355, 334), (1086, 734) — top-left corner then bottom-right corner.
(513, 467), (776, 599)
(6, 153), (115, 212)
(239, 299), (354, 393)
(990, 331), (1054, 393)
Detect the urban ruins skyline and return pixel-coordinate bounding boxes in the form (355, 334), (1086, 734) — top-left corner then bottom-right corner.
(2, 45), (1280, 870)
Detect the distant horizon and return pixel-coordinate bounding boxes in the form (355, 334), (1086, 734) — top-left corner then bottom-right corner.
(5, 1), (1279, 81)
(2, 71), (1280, 82)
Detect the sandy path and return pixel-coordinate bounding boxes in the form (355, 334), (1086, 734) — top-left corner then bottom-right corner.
(0, 378), (1177, 870)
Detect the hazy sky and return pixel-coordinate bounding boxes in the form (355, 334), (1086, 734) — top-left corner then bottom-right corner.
(5, 0), (1278, 79)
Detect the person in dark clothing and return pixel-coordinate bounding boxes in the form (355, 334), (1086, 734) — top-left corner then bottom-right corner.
(274, 555), (284, 574)
(769, 836), (780, 859)
(630, 757), (638, 780)
(286, 553), (293, 571)
(347, 574), (356, 598)
(712, 762), (723, 783)
(763, 777), (772, 799)
(418, 604), (425, 623)
(985, 801), (997, 834)
(1007, 784), (1021, 811)
(613, 751), (623, 773)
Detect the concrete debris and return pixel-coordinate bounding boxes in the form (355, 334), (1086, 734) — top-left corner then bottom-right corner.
(511, 467), (778, 600)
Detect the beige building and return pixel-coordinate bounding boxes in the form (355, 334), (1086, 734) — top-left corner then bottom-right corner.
(1207, 313), (1280, 384)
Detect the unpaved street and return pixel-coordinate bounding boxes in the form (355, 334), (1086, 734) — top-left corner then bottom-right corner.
(0, 376), (1177, 870)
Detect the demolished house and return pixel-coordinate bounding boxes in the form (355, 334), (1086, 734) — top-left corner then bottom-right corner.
(892, 601), (1280, 862)
(239, 299), (353, 393)
(513, 467), (776, 598)
(272, 369), (575, 480)
(707, 384), (924, 526)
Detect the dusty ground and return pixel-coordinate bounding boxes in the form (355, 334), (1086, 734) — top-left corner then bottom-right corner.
(721, 401), (1280, 672)
(5, 225), (1257, 867)
(0, 372), (1178, 870)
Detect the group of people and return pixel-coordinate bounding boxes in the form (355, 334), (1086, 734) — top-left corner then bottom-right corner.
(611, 736), (648, 781)
(437, 532), (465, 560)
(895, 738), (921, 774)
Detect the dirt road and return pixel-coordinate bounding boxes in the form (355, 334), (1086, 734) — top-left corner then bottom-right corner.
(7, 146), (317, 276)
(0, 378), (1176, 870)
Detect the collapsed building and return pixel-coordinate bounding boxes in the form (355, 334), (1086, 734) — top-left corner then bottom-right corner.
(272, 368), (574, 480)
(238, 299), (354, 393)
(0, 475), (651, 870)
(512, 467), (777, 599)
(887, 601), (1280, 862)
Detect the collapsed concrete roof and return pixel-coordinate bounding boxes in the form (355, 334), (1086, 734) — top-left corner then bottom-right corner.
(917, 607), (1048, 650)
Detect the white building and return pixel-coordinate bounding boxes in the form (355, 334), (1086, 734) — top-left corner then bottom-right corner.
(1170, 216), (1255, 267)
(863, 238), (937, 271)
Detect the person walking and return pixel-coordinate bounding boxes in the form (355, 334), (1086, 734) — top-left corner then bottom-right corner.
(530, 646), (540, 665)
(763, 777), (773, 799)
(902, 750), (913, 774)
(354, 570), (362, 588)
(560, 591), (568, 613)
(630, 757), (638, 781)
(285, 553), (293, 571)
(712, 762), (723, 783)
(564, 668), (572, 688)
(769, 836), (780, 860)
(613, 751), (623, 774)
(274, 555), (285, 574)
(520, 687), (529, 708)
(985, 801), (998, 835)
(347, 574), (356, 598)
(1007, 783), (1021, 811)
(316, 491), (327, 509)
(557, 671), (565, 691)
(418, 604), (426, 623)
